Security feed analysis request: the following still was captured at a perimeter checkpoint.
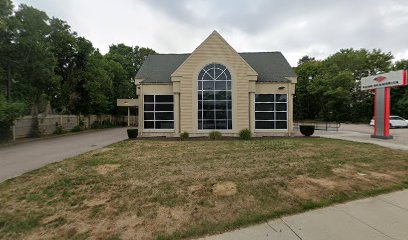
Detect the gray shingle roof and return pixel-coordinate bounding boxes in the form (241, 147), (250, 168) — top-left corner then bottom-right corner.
(135, 52), (296, 83)
(240, 52), (297, 82)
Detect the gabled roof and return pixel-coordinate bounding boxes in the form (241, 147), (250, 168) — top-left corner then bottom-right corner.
(171, 30), (258, 78)
(240, 52), (297, 82)
(135, 52), (296, 83)
(136, 54), (189, 83)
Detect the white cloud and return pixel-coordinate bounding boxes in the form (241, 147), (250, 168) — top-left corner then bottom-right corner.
(12, 0), (408, 66)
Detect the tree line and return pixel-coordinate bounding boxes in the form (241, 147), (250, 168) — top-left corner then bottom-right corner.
(2, 0), (408, 141)
(294, 50), (408, 123)
(0, 0), (155, 139)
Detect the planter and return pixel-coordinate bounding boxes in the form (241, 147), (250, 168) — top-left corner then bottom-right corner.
(300, 125), (315, 137)
(127, 128), (138, 139)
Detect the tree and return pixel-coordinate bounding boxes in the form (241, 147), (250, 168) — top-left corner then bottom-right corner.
(0, 94), (24, 141)
(295, 48), (394, 122)
(106, 44), (156, 98)
(106, 44), (156, 115)
(297, 55), (316, 66)
(294, 59), (323, 120)
(10, 5), (59, 136)
(0, 0), (14, 99)
(48, 17), (78, 113)
(392, 59), (408, 118)
(0, 2), (158, 125)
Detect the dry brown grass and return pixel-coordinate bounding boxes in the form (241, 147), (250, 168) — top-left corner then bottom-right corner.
(0, 138), (408, 240)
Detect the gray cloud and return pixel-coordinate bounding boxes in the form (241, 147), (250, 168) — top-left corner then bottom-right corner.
(12, 0), (408, 65)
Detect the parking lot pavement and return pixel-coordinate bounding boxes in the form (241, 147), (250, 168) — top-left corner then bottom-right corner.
(316, 124), (408, 151)
(199, 190), (408, 240)
(0, 128), (128, 182)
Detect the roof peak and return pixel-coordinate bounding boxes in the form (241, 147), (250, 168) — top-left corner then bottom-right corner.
(150, 52), (282, 56)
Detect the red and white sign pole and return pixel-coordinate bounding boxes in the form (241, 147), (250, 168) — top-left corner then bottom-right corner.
(361, 70), (407, 139)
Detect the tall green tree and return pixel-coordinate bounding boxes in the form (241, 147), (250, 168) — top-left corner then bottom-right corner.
(391, 59), (408, 118)
(295, 49), (393, 122)
(106, 44), (156, 98)
(294, 57), (323, 120)
(106, 44), (156, 115)
(0, 1), (157, 123)
(48, 17), (78, 113)
(10, 5), (59, 136)
(0, 0), (14, 99)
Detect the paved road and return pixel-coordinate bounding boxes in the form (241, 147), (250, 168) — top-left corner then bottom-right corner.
(0, 128), (128, 182)
(199, 190), (408, 240)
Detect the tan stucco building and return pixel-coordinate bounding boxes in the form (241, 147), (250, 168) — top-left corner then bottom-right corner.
(135, 31), (297, 137)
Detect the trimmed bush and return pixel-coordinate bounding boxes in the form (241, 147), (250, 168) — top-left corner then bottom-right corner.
(127, 129), (138, 139)
(71, 125), (82, 132)
(208, 131), (222, 140)
(180, 132), (189, 140)
(239, 129), (252, 140)
(300, 125), (315, 137)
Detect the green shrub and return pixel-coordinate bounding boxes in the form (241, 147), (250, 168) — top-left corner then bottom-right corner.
(239, 129), (252, 140)
(70, 125), (82, 132)
(0, 96), (25, 142)
(91, 120), (114, 129)
(53, 125), (66, 135)
(180, 131), (189, 140)
(300, 125), (315, 137)
(78, 120), (85, 127)
(127, 129), (138, 139)
(208, 131), (222, 140)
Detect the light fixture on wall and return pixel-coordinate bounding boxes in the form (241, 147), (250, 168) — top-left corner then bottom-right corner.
(278, 86), (285, 90)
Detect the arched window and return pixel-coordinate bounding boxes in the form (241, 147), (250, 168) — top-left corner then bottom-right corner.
(198, 64), (232, 130)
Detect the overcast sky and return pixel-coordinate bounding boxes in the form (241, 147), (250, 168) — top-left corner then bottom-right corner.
(13, 0), (408, 66)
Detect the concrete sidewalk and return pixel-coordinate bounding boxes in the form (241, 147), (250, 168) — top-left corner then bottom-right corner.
(317, 130), (408, 151)
(199, 190), (408, 240)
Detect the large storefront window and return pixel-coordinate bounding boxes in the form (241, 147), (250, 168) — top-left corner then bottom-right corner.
(255, 94), (287, 130)
(144, 95), (174, 129)
(198, 64), (232, 130)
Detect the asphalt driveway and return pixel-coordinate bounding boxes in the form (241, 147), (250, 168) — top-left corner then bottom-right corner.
(0, 128), (128, 182)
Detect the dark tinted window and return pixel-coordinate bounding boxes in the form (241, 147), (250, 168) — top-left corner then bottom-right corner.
(144, 104), (154, 111)
(255, 94), (288, 130)
(144, 95), (154, 102)
(256, 121), (275, 129)
(255, 94), (274, 102)
(143, 95), (174, 130)
(155, 95), (173, 103)
(198, 63), (232, 130)
(155, 104), (173, 111)
(256, 112), (274, 120)
(255, 103), (274, 111)
(156, 121), (174, 129)
(144, 121), (154, 129)
(144, 112), (154, 120)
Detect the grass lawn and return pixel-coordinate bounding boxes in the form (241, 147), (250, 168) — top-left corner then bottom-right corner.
(1, 138), (408, 240)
